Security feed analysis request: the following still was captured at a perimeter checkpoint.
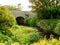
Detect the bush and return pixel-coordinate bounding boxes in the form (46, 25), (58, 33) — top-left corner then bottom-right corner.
(11, 25), (40, 44)
(0, 6), (16, 42)
(0, 6), (16, 27)
(54, 20), (60, 35)
(38, 6), (60, 19)
(0, 31), (12, 43)
(26, 17), (39, 27)
(31, 38), (60, 45)
(37, 19), (58, 32)
(0, 6), (16, 32)
(36, 19), (59, 39)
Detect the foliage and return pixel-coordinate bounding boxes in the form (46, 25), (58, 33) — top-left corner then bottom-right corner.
(26, 17), (39, 27)
(0, 6), (16, 30)
(31, 38), (60, 45)
(11, 42), (20, 45)
(0, 6), (16, 25)
(39, 6), (60, 19)
(0, 32), (12, 43)
(0, 38), (60, 45)
(11, 25), (39, 44)
(37, 19), (58, 33)
(29, 0), (60, 19)
(0, 42), (20, 45)
(29, 0), (60, 9)
(0, 25), (39, 45)
(54, 20), (60, 35)
(0, 6), (16, 43)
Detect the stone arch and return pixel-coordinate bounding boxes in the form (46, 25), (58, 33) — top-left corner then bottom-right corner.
(16, 16), (25, 25)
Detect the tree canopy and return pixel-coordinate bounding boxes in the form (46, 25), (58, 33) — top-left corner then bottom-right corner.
(29, 0), (60, 19)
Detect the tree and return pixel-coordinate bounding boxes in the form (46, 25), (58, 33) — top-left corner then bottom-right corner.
(29, 0), (60, 19)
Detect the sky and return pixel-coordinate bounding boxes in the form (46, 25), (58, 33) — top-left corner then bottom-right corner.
(0, 0), (32, 11)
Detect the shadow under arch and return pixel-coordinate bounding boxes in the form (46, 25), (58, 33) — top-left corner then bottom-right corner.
(16, 16), (25, 25)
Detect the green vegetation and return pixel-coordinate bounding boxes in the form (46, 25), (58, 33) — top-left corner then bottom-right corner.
(31, 38), (60, 45)
(0, 7), (40, 45)
(38, 19), (59, 32)
(0, 6), (16, 37)
(54, 20), (60, 35)
(11, 25), (39, 44)
(26, 17), (39, 27)
(1, 0), (60, 45)
(29, 0), (60, 19)
(38, 6), (60, 19)
(0, 24), (39, 45)
(0, 6), (16, 27)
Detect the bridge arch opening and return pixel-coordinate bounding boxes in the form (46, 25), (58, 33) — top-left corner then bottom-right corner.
(16, 16), (24, 25)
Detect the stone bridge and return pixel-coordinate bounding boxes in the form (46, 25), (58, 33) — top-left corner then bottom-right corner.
(10, 10), (36, 19)
(10, 10), (36, 25)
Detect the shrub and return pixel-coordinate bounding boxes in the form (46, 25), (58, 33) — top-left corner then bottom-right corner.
(37, 19), (58, 32)
(31, 38), (60, 45)
(25, 17), (39, 27)
(11, 42), (20, 45)
(0, 31), (12, 43)
(36, 19), (59, 39)
(0, 6), (16, 35)
(54, 20), (60, 35)
(37, 6), (60, 19)
(0, 6), (16, 42)
(11, 25), (40, 44)
(0, 6), (16, 28)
